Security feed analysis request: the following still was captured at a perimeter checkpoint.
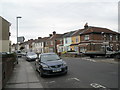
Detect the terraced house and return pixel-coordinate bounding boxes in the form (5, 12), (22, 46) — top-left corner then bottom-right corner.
(0, 16), (11, 52)
(63, 31), (76, 52)
(24, 39), (34, 52)
(33, 37), (49, 53)
(70, 29), (85, 53)
(12, 23), (120, 55)
(79, 23), (120, 53)
(57, 33), (68, 53)
(46, 31), (63, 53)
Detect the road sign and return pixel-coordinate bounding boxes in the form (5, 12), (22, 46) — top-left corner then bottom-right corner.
(103, 42), (109, 45)
(18, 36), (25, 43)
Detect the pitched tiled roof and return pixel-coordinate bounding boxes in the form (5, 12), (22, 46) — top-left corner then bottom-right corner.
(63, 31), (76, 38)
(35, 37), (49, 43)
(80, 26), (119, 35)
(72, 29), (85, 36)
(49, 34), (63, 40)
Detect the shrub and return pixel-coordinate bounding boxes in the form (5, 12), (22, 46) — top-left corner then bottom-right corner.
(61, 51), (67, 54)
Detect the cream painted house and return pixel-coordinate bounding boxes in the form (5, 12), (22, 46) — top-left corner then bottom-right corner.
(0, 16), (11, 52)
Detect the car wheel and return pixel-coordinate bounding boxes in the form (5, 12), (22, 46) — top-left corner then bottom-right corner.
(90, 55), (94, 58)
(64, 71), (68, 75)
(40, 69), (44, 77)
(17, 61), (18, 64)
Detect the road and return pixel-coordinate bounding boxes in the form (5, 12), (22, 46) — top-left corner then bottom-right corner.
(30, 57), (118, 89)
(5, 57), (118, 89)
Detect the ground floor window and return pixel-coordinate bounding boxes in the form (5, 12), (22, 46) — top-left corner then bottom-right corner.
(74, 46), (78, 52)
(49, 48), (54, 52)
(64, 46), (70, 52)
(58, 46), (63, 52)
(80, 47), (86, 53)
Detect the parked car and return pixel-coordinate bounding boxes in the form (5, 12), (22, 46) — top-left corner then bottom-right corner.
(26, 52), (37, 61)
(15, 51), (22, 58)
(21, 52), (26, 56)
(35, 53), (68, 77)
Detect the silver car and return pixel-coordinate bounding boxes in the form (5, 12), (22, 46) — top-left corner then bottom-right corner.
(26, 52), (37, 61)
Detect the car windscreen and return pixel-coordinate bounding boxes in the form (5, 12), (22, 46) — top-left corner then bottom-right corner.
(27, 52), (36, 56)
(41, 54), (60, 62)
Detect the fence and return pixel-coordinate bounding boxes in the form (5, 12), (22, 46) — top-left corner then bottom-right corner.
(1, 52), (17, 89)
(61, 52), (85, 57)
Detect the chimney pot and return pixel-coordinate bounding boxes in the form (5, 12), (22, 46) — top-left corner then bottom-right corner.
(53, 31), (56, 35)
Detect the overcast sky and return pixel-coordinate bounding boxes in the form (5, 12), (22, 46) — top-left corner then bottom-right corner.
(1, 0), (119, 44)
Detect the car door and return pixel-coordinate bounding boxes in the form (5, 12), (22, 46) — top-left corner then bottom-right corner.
(26, 53), (30, 60)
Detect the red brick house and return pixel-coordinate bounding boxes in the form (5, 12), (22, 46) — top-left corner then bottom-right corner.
(46, 31), (63, 53)
(79, 23), (120, 53)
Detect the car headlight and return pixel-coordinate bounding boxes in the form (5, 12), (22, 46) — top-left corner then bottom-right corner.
(63, 62), (67, 66)
(42, 64), (49, 68)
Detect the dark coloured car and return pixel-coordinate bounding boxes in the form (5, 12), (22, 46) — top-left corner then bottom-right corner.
(26, 52), (37, 61)
(16, 51), (22, 58)
(35, 53), (68, 77)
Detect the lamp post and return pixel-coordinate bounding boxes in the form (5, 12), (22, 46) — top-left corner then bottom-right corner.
(16, 16), (22, 51)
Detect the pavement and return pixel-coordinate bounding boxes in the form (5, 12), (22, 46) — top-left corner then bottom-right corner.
(4, 58), (43, 88)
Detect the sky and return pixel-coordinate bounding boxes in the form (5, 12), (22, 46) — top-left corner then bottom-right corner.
(0, 0), (119, 44)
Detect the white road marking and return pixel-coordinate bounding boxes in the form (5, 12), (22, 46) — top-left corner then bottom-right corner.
(81, 58), (96, 62)
(90, 83), (106, 88)
(68, 78), (80, 82)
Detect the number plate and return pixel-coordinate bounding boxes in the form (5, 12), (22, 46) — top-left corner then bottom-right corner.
(53, 69), (61, 72)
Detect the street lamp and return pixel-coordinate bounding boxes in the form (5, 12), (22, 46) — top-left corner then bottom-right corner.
(16, 16), (22, 51)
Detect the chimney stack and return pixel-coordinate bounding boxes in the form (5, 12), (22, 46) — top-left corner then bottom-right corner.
(30, 39), (33, 41)
(53, 31), (56, 35)
(84, 23), (88, 29)
(49, 34), (52, 37)
(38, 37), (42, 39)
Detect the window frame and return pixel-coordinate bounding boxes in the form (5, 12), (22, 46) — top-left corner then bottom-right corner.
(84, 35), (89, 40)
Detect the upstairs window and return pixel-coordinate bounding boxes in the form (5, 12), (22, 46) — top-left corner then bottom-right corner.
(116, 35), (118, 41)
(65, 38), (68, 44)
(50, 41), (53, 45)
(76, 36), (79, 43)
(110, 35), (113, 41)
(84, 35), (89, 40)
(60, 40), (63, 44)
(103, 34), (106, 41)
(46, 42), (48, 45)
